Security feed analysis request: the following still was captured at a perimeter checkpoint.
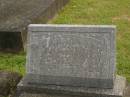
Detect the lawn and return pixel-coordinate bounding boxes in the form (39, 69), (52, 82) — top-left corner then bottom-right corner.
(0, 0), (130, 81)
(0, 52), (26, 75)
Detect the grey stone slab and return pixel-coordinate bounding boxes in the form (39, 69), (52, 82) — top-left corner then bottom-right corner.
(16, 75), (126, 97)
(124, 84), (130, 97)
(19, 74), (113, 88)
(26, 24), (116, 88)
(0, 0), (69, 32)
(0, 0), (69, 51)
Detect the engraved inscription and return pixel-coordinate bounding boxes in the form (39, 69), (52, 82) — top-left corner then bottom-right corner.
(29, 32), (110, 78)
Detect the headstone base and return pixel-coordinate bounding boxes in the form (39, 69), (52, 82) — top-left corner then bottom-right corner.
(16, 75), (126, 97)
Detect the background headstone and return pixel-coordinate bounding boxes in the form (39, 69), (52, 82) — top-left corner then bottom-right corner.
(0, 0), (69, 51)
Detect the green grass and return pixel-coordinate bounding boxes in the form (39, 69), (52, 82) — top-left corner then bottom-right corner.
(0, 0), (130, 81)
(0, 52), (26, 75)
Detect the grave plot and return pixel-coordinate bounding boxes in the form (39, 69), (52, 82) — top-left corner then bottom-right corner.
(16, 24), (127, 97)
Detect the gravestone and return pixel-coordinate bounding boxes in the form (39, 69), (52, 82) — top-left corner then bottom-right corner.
(0, 0), (69, 51)
(16, 24), (126, 97)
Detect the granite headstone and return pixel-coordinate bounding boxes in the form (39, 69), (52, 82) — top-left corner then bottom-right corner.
(26, 24), (116, 88)
(16, 24), (126, 97)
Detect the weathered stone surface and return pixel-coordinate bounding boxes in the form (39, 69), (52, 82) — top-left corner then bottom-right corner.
(0, 0), (69, 32)
(124, 84), (130, 97)
(16, 24), (127, 97)
(26, 24), (116, 88)
(16, 75), (126, 97)
(0, 71), (22, 96)
(0, 0), (69, 51)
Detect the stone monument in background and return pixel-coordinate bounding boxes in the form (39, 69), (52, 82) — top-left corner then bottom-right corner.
(0, 0), (69, 51)
(16, 24), (126, 97)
